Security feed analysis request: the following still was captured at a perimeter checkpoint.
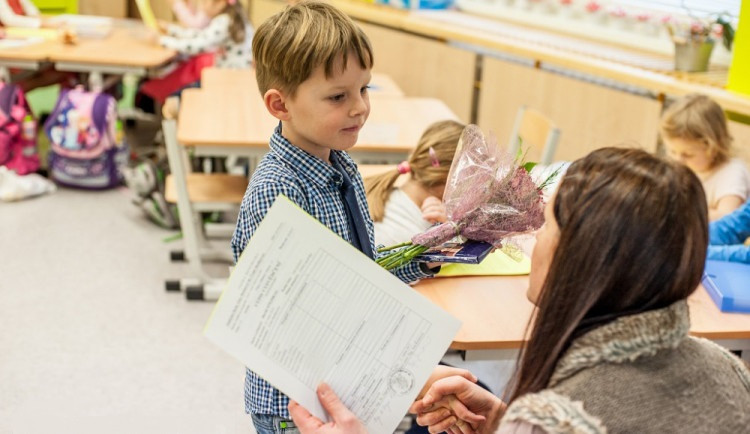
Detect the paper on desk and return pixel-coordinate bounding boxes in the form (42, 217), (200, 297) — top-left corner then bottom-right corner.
(4, 27), (57, 40)
(204, 196), (461, 433)
(438, 250), (531, 277)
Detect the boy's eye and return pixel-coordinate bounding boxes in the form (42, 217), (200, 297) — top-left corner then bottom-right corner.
(329, 94), (345, 102)
(361, 85), (370, 94)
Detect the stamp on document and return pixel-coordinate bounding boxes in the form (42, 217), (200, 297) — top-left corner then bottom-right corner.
(388, 369), (415, 395)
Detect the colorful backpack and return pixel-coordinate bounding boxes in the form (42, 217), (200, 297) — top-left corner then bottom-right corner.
(45, 86), (129, 189)
(0, 82), (40, 175)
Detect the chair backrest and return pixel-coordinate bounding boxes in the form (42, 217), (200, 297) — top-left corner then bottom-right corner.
(507, 105), (561, 165)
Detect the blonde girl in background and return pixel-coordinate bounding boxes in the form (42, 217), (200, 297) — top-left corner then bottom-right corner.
(167, 0), (210, 29)
(158, 0), (252, 69)
(140, 0), (253, 115)
(660, 93), (750, 220)
(365, 120), (465, 247)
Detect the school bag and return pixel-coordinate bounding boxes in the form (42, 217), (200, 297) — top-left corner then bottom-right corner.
(45, 86), (129, 189)
(0, 81), (40, 175)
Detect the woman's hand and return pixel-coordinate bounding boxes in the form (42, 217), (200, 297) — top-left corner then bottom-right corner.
(289, 383), (368, 434)
(422, 196), (448, 224)
(416, 365), (478, 401)
(410, 376), (506, 434)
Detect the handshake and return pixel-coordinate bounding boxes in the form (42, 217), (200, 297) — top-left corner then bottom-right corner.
(288, 366), (507, 434)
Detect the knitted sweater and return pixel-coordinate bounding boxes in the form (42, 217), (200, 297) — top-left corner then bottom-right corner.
(501, 300), (750, 434)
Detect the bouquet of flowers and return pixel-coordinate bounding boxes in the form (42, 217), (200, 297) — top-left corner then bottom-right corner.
(664, 12), (734, 50)
(376, 125), (558, 271)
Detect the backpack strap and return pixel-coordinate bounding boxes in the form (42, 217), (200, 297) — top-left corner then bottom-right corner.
(92, 92), (115, 143)
(0, 83), (18, 120)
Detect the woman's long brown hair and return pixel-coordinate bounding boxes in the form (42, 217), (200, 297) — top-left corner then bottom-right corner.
(507, 147), (708, 402)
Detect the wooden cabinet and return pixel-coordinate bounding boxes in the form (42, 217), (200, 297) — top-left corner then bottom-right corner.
(356, 22), (475, 124)
(478, 57), (662, 162)
(78, 0), (126, 17)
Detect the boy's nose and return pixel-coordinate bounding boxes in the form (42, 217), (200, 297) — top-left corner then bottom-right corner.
(349, 95), (368, 117)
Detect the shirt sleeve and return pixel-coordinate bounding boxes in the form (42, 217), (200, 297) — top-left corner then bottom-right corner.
(20, 0), (39, 16)
(707, 245), (750, 264)
(709, 199), (750, 245)
(231, 181), (307, 264)
(159, 15), (229, 55)
(709, 159), (750, 206)
(0, 0), (40, 27)
(172, 1), (210, 29)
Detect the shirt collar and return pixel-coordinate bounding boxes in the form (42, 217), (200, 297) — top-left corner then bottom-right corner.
(270, 124), (359, 188)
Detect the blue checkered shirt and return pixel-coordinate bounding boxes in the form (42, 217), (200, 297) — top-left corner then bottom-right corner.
(231, 125), (433, 418)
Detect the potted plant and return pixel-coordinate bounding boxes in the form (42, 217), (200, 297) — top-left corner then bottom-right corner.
(665, 7), (734, 72)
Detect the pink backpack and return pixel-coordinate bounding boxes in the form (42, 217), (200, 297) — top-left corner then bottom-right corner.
(0, 82), (39, 175)
(45, 86), (128, 189)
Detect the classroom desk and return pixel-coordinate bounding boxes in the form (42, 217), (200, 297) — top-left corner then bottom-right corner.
(0, 23), (175, 86)
(177, 87), (457, 164)
(48, 27), (175, 76)
(200, 67), (405, 98)
(414, 275), (750, 362)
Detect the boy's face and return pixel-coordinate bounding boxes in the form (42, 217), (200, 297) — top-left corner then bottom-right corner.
(280, 53), (371, 162)
(663, 136), (713, 174)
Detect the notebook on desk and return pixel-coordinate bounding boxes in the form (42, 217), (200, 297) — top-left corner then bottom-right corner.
(703, 260), (750, 313)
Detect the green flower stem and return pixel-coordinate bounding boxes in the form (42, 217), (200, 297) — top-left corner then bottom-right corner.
(377, 245), (429, 270)
(376, 241), (413, 253)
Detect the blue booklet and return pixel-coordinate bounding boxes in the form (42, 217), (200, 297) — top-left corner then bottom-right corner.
(702, 260), (750, 313)
(414, 240), (494, 265)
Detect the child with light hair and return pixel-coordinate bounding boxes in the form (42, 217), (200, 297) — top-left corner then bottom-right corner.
(231, 2), (439, 432)
(364, 120), (464, 247)
(660, 93), (750, 220)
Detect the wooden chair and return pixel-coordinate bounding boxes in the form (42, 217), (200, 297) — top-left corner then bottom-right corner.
(162, 119), (248, 300)
(507, 106), (561, 165)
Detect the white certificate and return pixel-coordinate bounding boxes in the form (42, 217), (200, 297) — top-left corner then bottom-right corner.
(205, 196), (460, 433)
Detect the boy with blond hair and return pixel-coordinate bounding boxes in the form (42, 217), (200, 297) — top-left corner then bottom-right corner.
(231, 2), (438, 432)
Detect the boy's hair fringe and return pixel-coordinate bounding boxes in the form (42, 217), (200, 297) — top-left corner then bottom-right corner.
(659, 93), (733, 168)
(252, 1), (373, 96)
(364, 120), (465, 222)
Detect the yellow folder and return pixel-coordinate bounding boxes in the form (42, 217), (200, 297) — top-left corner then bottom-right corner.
(437, 249), (531, 277)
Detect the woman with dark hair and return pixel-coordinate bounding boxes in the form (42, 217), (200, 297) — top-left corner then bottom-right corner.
(287, 147), (750, 434)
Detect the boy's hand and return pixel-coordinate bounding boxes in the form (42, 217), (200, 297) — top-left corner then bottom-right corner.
(422, 196), (447, 224)
(410, 376), (505, 434)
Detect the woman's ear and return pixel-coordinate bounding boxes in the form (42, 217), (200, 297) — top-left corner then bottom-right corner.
(264, 89), (290, 121)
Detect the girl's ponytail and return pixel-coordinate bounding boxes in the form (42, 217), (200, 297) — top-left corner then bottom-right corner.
(225, 1), (247, 43)
(365, 169), (402, 222)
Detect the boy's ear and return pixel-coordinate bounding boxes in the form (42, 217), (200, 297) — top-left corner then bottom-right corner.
(264, 89), (291, 121)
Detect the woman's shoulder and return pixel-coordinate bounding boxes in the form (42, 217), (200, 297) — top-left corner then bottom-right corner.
(501, 390), (606, 434)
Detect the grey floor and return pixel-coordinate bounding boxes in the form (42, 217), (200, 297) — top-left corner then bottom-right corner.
(1, 187), (252, 434)
(1, 179), (514, 434)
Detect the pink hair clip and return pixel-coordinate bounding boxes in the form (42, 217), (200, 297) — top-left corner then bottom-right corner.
(428, 147), (440, 168)
(397, 161), (411, 174)
(227, 0), (237, 4)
